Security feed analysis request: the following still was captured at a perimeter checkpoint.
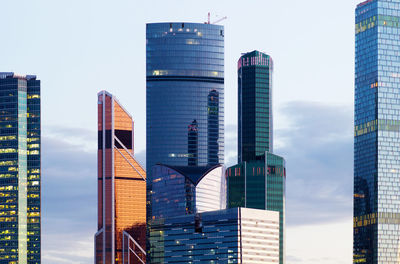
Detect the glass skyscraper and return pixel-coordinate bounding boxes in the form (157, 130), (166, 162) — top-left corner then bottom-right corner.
(354, 1), (400, 263)
(146, 22), (225, 180)
(0, 73), (41, 264)
(227, 152), (286, 264)
(227, 51), (286, 264)
(149, 208), (279, 264)
(95, 91), (146, 264)
(238, 50), (273, 163)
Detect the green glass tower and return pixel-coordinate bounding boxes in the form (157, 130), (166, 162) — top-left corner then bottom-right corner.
(228, 51), (286, 264)
(0, 73), (41, 264)
(227, 152), (285, 264)
(238, 50), (273, 163)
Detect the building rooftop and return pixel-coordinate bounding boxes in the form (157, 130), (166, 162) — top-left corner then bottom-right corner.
(0, 72), (37, 80)
(357, 0), (374, 8)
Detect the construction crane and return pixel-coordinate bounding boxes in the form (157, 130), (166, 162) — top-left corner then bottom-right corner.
(205, 12), (227, 24)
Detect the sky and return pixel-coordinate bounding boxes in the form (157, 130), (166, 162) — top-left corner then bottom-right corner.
(0, 0), (361, 263)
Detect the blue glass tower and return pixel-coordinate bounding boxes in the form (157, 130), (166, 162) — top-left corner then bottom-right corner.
(146, 22), (225, 180)
(354, 1), (400, 263)
(0, 73), (41, 264)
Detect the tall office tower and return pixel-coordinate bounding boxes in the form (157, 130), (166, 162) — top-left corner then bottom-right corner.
(146, 22), (225, 180)
(0, 73), (41, 264)
(227, 152), (286, 264)
(238, 50), (273, 163)
(149, 208), (280, 264)
(150, 164), (226, 220)
(95, 91), (146, 264)
(228, 51), (286, 263)
(354, 1), (400, 263)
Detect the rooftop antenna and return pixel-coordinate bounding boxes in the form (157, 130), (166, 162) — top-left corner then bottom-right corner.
(205, 12), (227, 24)
(212, 16), (227, 24)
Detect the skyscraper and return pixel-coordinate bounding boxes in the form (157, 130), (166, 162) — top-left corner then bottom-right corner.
(227, 51), (286, 264)
(354, 1), (400, 263)
(95, 91), (146, 264)
(149, 208), (279, 264)
(146, 22), (225, 180)
(227, 152), (286, 264)
(238, 50), (273, 163)
(0, 72), (41, 264)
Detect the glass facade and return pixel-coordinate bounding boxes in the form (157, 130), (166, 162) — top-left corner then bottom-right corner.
(150, 164), (226, 220)
(227, 152), (286, 264)
(238, 50), (273, 163)
(146, 22), (225, 181)
(148, 207), (279, 264)
(354, 1), (400, 263)
(0, 73), (41, 264)
(95, 91), (146, 264)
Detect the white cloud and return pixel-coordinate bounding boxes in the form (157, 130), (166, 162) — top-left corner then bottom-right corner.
(287, 219), (353, 264)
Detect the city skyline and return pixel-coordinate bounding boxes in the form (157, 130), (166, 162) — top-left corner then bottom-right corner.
(1, 0), (358, 263)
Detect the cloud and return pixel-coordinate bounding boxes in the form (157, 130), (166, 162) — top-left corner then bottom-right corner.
(286, 219), (352, 264)
(42, 125), (146, 264)
(274, 101), (353, 226)
(225, 124), (238, 167)
(225, 101), (353, 226)
(42, 128), (96, 264)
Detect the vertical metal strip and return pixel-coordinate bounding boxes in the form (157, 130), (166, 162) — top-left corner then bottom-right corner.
(239, 66), (243, 162)
(102, 92), (106, 264)
(131, 117), (135, 155)
(244, 162), (247, 208)
(265, 152), (268, 210)
(269, 58), (273, 152)
(239, 207), (242, 263)
(111, 96), (115, 263)
(94, 234), (96, 264)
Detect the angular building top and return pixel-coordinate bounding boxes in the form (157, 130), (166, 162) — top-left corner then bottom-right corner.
(238, 50), (273, 163)
(95, 91), (146, 264)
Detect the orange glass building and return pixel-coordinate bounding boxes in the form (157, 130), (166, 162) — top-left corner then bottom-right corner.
(95, 91), (146, 264)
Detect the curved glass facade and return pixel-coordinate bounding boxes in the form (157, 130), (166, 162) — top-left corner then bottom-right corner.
(146, 22), (225, 181)
(150, 164), (226, 220)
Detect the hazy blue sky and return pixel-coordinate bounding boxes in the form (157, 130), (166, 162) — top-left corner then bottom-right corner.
(1, 0), (361, 263)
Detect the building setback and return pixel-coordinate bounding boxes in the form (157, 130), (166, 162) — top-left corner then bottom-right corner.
(0, 72), (41, 264)
(227, 50), (286, 264)
(354, 1), (400, 263)
(149, 207), (279, 264)
(95, 91), (146, 264)
(227, 152), (285, 264)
